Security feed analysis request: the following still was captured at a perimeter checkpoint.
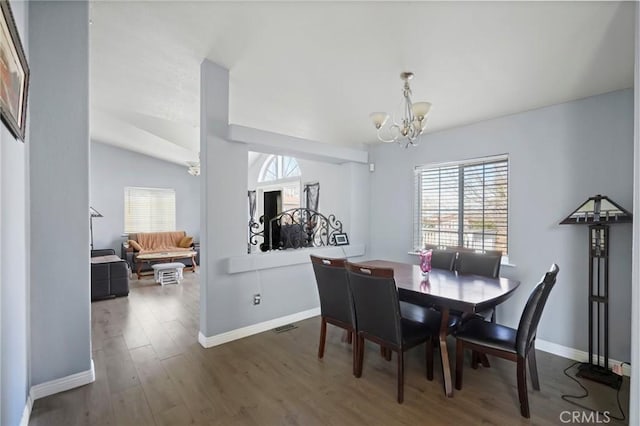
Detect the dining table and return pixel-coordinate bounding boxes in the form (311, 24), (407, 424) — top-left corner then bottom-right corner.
(357, 259), (520, 398)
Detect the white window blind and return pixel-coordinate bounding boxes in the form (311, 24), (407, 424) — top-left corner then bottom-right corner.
(414, 156), (508, 255)
(124, 187), (176, 234)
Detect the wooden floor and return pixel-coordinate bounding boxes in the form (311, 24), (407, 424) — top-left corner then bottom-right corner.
(30, 272), (630, 425)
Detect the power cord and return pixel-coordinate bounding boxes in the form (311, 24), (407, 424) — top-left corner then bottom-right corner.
(339, 244), (348, 259)
(561, 361), (628, 422)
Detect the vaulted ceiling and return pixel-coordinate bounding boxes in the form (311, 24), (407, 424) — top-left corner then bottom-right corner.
(90, 1), (634, 166)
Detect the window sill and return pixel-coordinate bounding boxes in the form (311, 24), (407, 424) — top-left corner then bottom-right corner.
(227, 244), (366, 274)
(407, 251), (516, 268)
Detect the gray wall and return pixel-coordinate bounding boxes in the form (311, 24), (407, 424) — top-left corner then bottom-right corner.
(29, 0), (92, 385)
(0, 1), (29, 424)
(369, 89), (634, 361)
(630, 6), (640, 422)
(200, 61), (370, 338)
(90, 141), (200, 253)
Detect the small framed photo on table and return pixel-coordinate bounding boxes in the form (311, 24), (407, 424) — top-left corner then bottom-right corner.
(334, 233), (349, 246)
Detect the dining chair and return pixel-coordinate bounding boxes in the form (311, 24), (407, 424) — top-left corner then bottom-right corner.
(456, 250), (502, 278)
(455, 250), (502, 322)
(345, 261), (440, 403)
(310, 255), (357, 375)
(454, 264), (559, 418)
(423, 245), (457, 271)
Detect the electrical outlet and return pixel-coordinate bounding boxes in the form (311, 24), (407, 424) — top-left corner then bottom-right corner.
(253, 294), (261, 305)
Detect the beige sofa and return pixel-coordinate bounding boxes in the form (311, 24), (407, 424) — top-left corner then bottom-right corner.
(128, 231), (193, 253)
(122, 231), (198, 271)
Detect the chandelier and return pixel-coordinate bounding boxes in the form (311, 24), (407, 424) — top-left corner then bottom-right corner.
(369, 72), (432, 147)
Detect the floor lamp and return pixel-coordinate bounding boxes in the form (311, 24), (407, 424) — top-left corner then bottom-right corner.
(560, 194), (632, 388)
(90, 207), (103, 250)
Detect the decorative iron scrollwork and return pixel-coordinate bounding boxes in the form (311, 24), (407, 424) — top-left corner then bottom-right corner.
(248, 216), (264, 253)
(248, 208), (343, 252)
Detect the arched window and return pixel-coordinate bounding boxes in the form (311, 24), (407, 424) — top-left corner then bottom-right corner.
(258, 155), (301, 182)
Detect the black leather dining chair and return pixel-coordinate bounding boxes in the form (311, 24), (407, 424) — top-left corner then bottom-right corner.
(456, 250), (502, 278)
(310, 255), (357, 375)
(456, 250), (502, 322)
(345, 261), (440, 403)
(454, 264), (559, 418)
(423, 245), (457, 271)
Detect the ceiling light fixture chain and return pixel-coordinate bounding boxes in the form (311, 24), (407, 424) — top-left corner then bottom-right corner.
(370, 71), (432, 148)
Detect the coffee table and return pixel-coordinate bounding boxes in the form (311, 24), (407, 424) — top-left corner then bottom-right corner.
(135, 250), (197, 279)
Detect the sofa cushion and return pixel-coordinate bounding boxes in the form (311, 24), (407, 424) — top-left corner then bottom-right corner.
(128, 240), (143, 251)
(136, 231), (186, 252)
(179, 236), (193, 248)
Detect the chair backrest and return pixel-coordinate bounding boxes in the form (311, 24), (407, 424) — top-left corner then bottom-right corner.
(456, 250), (502, 278)
(515, 264), (560, 356)
(310, 255), (354, 327)
(431, 249), (457, 271)
(345, 262), (402, 348)
(422, 244), (457, 271)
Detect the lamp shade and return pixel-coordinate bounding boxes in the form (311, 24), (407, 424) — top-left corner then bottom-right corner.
(560, 194), (632, 225)
(411, 102), (432, 120)
(90, 207), (103, 218)
(369, 112), (389, 129)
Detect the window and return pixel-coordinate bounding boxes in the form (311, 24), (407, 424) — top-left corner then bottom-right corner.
(414, 156), (508, 255)
(258, 155), (301, 182)
(124, 187), (176, 233)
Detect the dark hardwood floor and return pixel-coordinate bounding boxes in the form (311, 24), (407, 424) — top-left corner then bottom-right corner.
(30, 272), (630, 425)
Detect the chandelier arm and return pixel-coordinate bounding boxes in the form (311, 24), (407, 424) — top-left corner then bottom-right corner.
(376, 132), (399, 144)
(377, 123), (401, 143)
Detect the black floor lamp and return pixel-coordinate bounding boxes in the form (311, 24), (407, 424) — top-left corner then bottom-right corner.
(560, 194), (632, 388)
(90, 207), (103, 250)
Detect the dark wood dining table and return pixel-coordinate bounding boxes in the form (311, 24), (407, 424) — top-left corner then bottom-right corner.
(357, 260), (520, 398)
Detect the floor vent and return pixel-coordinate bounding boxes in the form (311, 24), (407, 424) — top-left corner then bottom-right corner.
(273, 324), (297, 333)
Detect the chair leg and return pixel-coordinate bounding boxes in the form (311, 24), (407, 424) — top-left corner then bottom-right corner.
(347, 330), (353, 344)
(490, 308), (496, 323)
(479, 353), (491, 368)
(318, 318), (327, 359)
(528, 347), (540, 391)
(355, 335), (365, 378)
(517, 356), (530, 418)
(455, 340), (464, 390)
(471, 351), (479, 369)
(426, 339), (434, 381)
(381, 346), (392, 361)
(352, 332), (358, 377)
(397, 350), (404, 404)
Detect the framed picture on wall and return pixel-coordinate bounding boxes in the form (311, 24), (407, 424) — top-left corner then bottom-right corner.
(334, 233), (349, 246)
(0, 0), (29, 141)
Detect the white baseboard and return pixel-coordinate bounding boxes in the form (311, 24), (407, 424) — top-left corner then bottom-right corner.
(30, 359), (96, 400)
(536, 339), (631, 377)
(18, 394), (33, 426)
(199, 307), (320, 348)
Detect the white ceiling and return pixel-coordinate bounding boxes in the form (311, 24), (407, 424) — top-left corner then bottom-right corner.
(90, 1), (635, 166)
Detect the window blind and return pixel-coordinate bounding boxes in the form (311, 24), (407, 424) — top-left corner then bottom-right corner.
(415, 156), (508, 255)
(124, 187), (176, 234)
